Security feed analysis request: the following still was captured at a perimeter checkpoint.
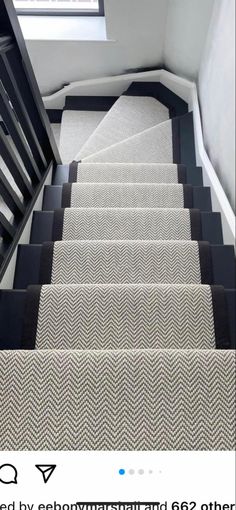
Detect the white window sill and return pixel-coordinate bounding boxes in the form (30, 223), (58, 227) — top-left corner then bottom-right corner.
(18, 15), (109, 41)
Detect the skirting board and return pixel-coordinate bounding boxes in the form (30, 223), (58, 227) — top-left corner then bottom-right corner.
(189, 86), (235, 247)
(43, 69), (235, 246)
(43, 69), (192, 109)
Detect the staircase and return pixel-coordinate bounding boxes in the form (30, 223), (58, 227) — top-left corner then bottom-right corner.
(0, 82), (235, 451)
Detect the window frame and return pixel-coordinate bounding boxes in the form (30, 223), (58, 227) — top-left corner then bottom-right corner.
(15, 0), (104, 16)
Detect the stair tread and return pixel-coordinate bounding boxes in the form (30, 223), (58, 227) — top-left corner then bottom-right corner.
(59, 110), (106, 164)
(72, 162), (182, 183)
(124, 81), (188, 116)
(0, 349), (234, 450)
(65, 182), (190, 209)
(56, 207), (195, 240)
(79, 116), (174, 163)
(21, 283), (229, 351)
(78, 96), (169, 160)
(41, 239), (208, 286)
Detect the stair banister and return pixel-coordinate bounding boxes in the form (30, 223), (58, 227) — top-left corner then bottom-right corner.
(0, 0), (61, 280)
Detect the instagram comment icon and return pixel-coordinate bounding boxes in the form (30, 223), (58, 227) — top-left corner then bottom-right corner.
(0, 464), (18, 485)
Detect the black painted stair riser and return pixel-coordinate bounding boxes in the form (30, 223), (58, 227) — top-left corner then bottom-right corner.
(53, 164), (204, 187)
(13, 243), (235, 291)
(0, 287), (235, 350)
(42, 183), (212, 211)
(63, 163), (204, 187)
(64, 96), (119, 111)
(30, 210), (223, 245)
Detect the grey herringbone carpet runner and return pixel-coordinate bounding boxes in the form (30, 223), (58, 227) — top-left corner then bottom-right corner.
(76, 118), (174, 162)
(72, 163), (185, 183)
(63, 183), (192, 209)
(78, 96), (169, 159)
(0, 89), (235, 451)
(55, 208), (200, 241)
(41, 240), (212, 285)
(23, 284), (228, 350)
(0, 350), (235, 450)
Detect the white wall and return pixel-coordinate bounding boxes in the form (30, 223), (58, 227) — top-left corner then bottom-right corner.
(198, 0), (235, 212)
(21, 0), (235, 214)
(163, 0), (235, 213)
(163, 0), (215, 79)
(23, 0), (168, 96)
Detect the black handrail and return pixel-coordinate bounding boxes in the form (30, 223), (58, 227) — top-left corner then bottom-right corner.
(0, 0), (61, 280)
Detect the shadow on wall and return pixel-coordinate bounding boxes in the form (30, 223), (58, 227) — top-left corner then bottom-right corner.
(163, 0), (215, 80)
(44, 65), (166, 97)
(198, 0), (235, 212)
(22, 0), (216, 95)
(24, 0), (168, 96)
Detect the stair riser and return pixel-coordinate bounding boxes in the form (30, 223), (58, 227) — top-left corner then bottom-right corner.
(0, 287), (235, 350)
(14, 243), (235, 290)
(27, 285), (220, 351)
(30, 210), (223, 245)
(53, 164), (203, 187)
(42, 184), (212, 211)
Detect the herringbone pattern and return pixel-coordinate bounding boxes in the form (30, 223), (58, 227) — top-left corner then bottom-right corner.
(51, 240), (202, 285)
(0, 350), (235, 450)
(1, 90), (234, 452)
(76, 163), (180, 183)
(62, 208), (192, 240)
(69, 183), (184, 208)
(35, 284), (215, 350)
(78, 96), (169, 159)
(80, 118), (173, 163)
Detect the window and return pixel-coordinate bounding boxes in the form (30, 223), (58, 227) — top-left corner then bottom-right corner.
(13, 0), (104, 16)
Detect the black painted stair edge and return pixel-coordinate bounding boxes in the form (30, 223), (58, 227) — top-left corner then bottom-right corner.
(64, 96), (119, 112)
(172, 112), (196, 167)
(1, 287), (235, 350)
(43, 185), (62, 211)
(0, 290), (26, 350)
(57, 82), (188, 118)
(13, 243), (236, 291)
(30, 210), (223, 245)
(123, 81), (188, 118)
(179, 112), (197, 167)
(42, 184), (212, 212)
(53, 164), (70, 185)
(46, 109), (63, 124)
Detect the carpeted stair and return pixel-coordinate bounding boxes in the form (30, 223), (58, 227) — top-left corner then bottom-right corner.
(0, 349), (234, 450)
(23, 283), (227, 351)
(59, 110), (106, 164)
(69, 162), (188, 184)
(62, 182), (192, 209)
(52, 207), (205, 241)
(39, 240), (211, 285)
(76, 117), (174, 163)
(77, 95), (170, 159)
(0, 82), (235, 451)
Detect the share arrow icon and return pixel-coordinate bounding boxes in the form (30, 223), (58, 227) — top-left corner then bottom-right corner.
(35, 465), (56, 484)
